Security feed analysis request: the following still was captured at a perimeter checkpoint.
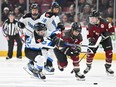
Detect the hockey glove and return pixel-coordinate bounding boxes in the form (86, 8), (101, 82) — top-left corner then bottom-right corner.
(88, 37), (95, 45)
(57, 22), (65, 31)
(49, 33), (57, 40)
(101, 32), (111, 40)
(18, 22), (25, 29)
(50, 34), (66, 47)
(63, 47), (81, 56)
(55, 39), (66, 47)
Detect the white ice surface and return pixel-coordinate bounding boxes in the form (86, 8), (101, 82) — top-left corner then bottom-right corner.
(0, 57), (116, 87)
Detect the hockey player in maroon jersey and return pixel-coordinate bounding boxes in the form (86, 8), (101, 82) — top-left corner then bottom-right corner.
(83, 10), (115, 75)
(52, 22), (85, 80)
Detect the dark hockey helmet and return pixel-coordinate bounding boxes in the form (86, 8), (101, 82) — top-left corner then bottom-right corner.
(34, 23), (47, 31)
(89, 10), (99, 17)
(51, 2), (61, 15)
(30, 2), (39, 10)
(71, 22), (82, 32)
(51, 2), (60, 9)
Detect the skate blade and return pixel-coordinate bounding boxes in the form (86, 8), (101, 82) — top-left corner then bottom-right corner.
(44, 70), (54, 75)
(106, 72), (114, 76)
(32, 76), (46, 82)
(76, 77), (85, 81)
(83, 72), (88, 74)
(44, 71), (54, 75)
(23, 67), (33, 76)
(83, 70), (90, 74)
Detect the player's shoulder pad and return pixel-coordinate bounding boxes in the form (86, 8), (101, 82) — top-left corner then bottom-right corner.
(45, 12), (54, 18)
(23, 13), (32, 18)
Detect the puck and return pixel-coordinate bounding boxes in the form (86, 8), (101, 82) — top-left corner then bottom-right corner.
(93, 83), (98, 85)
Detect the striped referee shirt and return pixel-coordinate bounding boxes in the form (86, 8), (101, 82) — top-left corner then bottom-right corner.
(2, 19), (21, 36)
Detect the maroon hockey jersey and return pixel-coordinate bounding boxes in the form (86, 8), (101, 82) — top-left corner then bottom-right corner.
(87, 18), (115, 42)
(57, 29), (83, 45)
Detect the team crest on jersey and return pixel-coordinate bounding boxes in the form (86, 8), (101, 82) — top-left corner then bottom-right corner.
(45, 13), (50, 17)
(101, 24), (104, 28)
(75, 39), (78, 43)
(37, 39), (41, 42)
(95, 32), (99, 36)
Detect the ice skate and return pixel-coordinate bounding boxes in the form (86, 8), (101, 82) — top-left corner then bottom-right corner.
(24, 61), (38, 76)
(71, 68), (85, 81)
(6, 56), (12, 60)
(27, 61), (46, 79)
(24, 65), (46, 80)
(44, 65), (55, 72)
(23, 61), (35, 76)
(34, 69), (46, 80)
(105, 64), (114, 76)
(27, 61), (35, 73)
(17, 56), (22, 59)
(83, 64), (91, 74)
(58, 65), (64, 71)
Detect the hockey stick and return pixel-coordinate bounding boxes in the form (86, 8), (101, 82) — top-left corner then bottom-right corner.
(70, 53), (87, 74)
(25, 27), (33, 33)
(28, 41), (55, 49)
(79, 53), (87, 63)
(70, 36), (102, 74)
(100, 34), (111, 41)
(80, 51), (93, 54)
(65, 36), (102, 48)
(76, 48), (94, 64)
(70, 54), (86, 73)
(41, 45), (55, 49)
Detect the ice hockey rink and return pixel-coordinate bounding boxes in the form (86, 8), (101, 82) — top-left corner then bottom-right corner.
(0, 26), (116, 87)
(0, 57), (116, 87)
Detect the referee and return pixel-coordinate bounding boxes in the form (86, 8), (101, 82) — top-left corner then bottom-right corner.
(2, 11), (22, 59)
